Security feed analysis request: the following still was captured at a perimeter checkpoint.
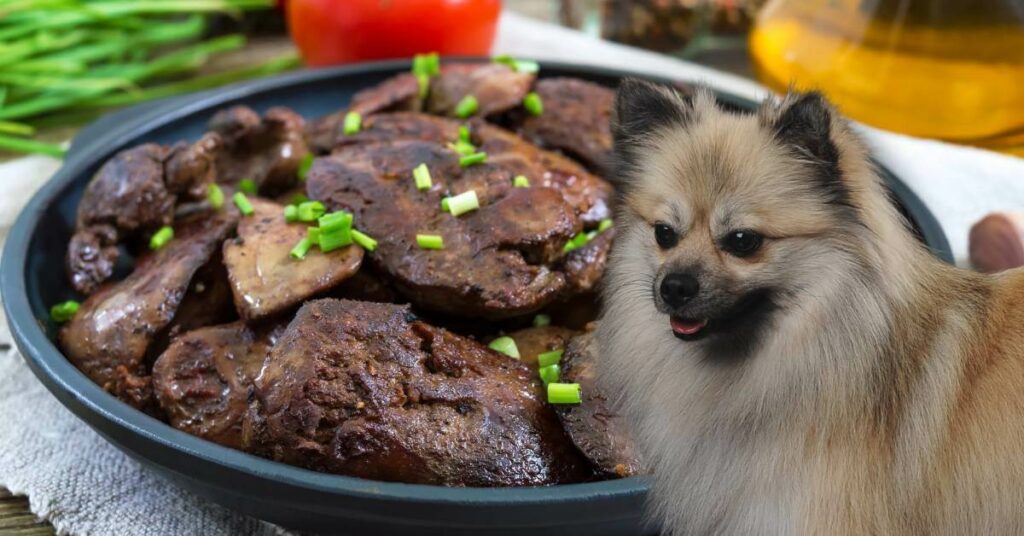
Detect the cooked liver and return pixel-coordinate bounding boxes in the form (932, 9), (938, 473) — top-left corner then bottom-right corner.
(254, 299), (591, 486)
(209, 105), (310, 195)
(506, 325), (578, 368)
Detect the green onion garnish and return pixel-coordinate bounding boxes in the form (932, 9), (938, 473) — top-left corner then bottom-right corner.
(412, 52), (440, 77)
(537, 349), (564, 368)
(318, 211), (353, 234)
(447, 190), (480, 217)
(297, 153), (314, 181)
(290, 237), (313, 260)
(343, 111), (362, 135)
(149, 225), (174, 250)
(413, 163), (432, 191)
(296, 201), (326, 222)
(291, 193), (309, 206)
(450, 139), (476, 156)
(238, 178), (257, 194)
(284, 205), (298, 222)
(416, 234), (444, 250)
(539, 364), (560, 385)
(307, 226), (320, 245)
(441, 197), (451, 212)
(352, 229), (378, 252)
(319, 227), (353, 252)
(492, 54), (539, 74)
(207, 183), (224, 210)
(233, 192), (254, 216)
(488, 336), (520, 359)
(416, 73), (431, 99)
(547, 383), (582, 404)
(459, 152), (487, 167)
(458, 125), (471, 142)
(523, 92), (543, 116)
(533, 314), (551, 327)
(562, 231), (589, 253)
(513, 175), (530, 188)
(454, 95), (478, 118)
(50, 300), (80, 323)
(598, 218), (613, 232)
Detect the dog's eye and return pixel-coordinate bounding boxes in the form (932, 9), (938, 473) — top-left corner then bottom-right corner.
(654, 223), (678, 249)
(722, 230), (763, 257)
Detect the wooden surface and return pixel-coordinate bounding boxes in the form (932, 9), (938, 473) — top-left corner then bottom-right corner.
(0, 489), (53, 536)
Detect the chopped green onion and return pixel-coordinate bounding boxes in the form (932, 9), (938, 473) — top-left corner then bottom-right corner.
(547, 382), (582, 404)
(539, 364), (560, 385)
(562, 231), (589, 253)
(296, 201), (326, 222)
(523, 92), (544, 116)
(307, 226), (320, 245)
(492, 54), (539, 73)
(413, 163), (432, 191)
(50, 300), (80, 323)
(533, 314), (551, 327)
(284, 205), (298, 222)
(238, 178), (257, 194)
(149, 225), (174, 250)
(459, 152), (487, 167)
(290, 237), (312, 260)
(537, 349), (564, 368)
(454, 95), (478, 118)
(291, 193), (309, 206)
(416, 73), (431, 99)
(447, 190), (480, 217)
(513, 175), (530, 188)
(412, 52), (440, 77)
(449, 139), (476, 156)
(488, 336), (520, 359)
(416, 234), (444, 250)
(598, 218), (613, 232)
(233, 192), (254, 216)
(458, 125), (471, 142)
(352, 229), (378, 252)
(318, 211), (353, 234)
(440, 197), (450, 212)
(297, 153), (314, 181)
(319, 227), (353, 252)
(343, 111), (361, 135)
(207, 183), (224, 209)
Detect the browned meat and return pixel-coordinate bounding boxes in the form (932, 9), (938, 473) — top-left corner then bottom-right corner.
(308, 138), (580, 319)
(254, 299), (591, 486)
(554, 329), (642, 479)
(329, 265), (402, 304)
(561, 227), (615, 293)
(66, 224), (120, 296)
(165, 132), (223, 199)
(513, 78), (615, 175)
(426, 64), (535, 118)
(222, 198), (363, 320)
(153, 322), (283, 449)
(969, 212), (1024, 273)
(506, 325), (577, 368)
(350, 72), (422, 115)
(59, 211), (238, 410)
(209, 105), (310, 195)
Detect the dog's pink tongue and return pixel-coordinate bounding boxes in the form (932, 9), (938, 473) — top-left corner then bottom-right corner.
(671, 317), (708, 335)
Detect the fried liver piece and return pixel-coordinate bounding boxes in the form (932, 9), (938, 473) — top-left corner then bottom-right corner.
(425, 63), (535, 118)
(307, 138), (579, 319)
(153, 321), (283, 450)
(505, 325), (578, 368)
(60, 211), (237, 410)
(209, 105), (310, 195)
(222, 198), (363, 320)
(554, 329), (642, 479)
(512, 78), (615, 175)
(254, 299), (591, 486)
(561, 227), (615, 294)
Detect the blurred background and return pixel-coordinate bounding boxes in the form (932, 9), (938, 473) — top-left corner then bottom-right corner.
(0, 0), (1020, 160)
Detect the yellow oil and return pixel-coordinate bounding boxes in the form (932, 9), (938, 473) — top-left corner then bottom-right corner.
(749, 0), (1024, 155)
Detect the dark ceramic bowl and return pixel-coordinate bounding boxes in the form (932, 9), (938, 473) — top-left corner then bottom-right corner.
(0, 60), (953, 535)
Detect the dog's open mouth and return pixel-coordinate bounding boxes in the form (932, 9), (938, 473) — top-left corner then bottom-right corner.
(670, 317), (709, 340)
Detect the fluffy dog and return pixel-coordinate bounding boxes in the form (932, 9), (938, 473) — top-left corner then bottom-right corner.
(597, 80), (1024, 535)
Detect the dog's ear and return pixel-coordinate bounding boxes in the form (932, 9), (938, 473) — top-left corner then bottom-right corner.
(611, 79), (692, 184)
(767, 91), (846, 205)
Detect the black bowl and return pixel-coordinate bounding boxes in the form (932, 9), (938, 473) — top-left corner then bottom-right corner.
(0, 60), (953, 535)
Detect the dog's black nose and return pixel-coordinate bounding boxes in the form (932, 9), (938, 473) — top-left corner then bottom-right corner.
(660, 273), (699, 307)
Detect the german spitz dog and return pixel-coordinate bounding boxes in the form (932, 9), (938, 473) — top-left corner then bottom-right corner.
(597, 80), (1024, 535)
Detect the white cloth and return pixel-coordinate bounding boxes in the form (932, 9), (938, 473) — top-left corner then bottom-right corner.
(1, 11), (1022, 536)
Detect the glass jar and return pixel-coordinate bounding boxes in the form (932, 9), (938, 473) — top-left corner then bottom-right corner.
(749, 0), (1024, 155)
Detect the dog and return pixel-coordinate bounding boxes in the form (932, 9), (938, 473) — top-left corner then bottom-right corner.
(596, 79), (1024, 535)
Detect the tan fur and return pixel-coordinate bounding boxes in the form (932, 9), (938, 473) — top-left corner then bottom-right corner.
(597, 87), (1024, 535)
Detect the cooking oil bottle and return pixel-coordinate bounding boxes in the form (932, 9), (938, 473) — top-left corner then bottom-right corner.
(749, 0), (1024, 156)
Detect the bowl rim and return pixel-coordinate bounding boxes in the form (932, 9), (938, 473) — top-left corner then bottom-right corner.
(0, 58), (953, 509)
